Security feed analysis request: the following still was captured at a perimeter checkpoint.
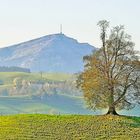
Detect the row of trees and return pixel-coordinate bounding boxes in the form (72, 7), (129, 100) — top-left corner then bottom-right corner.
(0, 78), (81, 97)
(77, 20), (140, 115)
(0, 66), (30, 73)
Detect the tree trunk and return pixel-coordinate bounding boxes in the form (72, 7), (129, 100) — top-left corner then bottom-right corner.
(106, 105), (119, 115)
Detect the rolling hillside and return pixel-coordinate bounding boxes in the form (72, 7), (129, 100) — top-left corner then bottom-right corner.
(0, 114), (139, 140)
(0, 72), (139, 116)
(0, 72), (98, 115)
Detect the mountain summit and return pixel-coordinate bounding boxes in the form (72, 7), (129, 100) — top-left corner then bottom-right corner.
(0, 33), (96, 73)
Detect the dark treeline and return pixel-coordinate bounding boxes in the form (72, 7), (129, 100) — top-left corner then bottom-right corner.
(0, 66), (30, 73)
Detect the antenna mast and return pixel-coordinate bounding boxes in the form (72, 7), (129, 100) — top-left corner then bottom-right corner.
(60, 24), (62, 34)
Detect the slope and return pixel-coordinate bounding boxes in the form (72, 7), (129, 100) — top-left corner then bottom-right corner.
(0, 115), (139, 140)
(0, 34), (95, 73)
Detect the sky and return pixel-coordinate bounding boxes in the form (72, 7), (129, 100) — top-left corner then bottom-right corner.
(0, 0), (140, 50)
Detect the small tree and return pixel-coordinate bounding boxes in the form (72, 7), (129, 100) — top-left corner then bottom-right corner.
(77, 20), (140, 115)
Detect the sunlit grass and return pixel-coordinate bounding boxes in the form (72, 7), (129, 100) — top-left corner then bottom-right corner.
(0, 114), (139, 140)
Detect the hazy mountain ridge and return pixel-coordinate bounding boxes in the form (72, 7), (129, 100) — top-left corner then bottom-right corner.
(0, 33), (96, 73)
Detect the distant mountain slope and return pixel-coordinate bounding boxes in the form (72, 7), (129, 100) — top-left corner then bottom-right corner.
(0, 33), (96, 73)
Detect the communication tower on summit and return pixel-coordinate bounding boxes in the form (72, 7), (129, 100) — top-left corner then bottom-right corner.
(60, 24), (62, 34)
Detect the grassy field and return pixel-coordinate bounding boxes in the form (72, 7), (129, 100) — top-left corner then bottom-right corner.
(0, 114), (139, 140)
(0, 72), (74, 84)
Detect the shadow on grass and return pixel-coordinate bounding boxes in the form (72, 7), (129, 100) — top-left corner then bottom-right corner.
(123, 116), (140, 128)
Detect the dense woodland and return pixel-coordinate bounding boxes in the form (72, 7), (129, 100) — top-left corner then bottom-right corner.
(0, 66), (30, 73)
(0, 75), (81, 97)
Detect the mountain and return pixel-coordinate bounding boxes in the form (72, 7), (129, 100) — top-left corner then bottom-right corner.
(0, 33), (95, 73)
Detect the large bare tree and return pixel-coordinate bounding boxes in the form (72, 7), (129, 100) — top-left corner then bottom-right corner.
(77, 20), (140, 115)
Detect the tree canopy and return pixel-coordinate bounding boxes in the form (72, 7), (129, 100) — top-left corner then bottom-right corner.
(77, 20), (140, 115)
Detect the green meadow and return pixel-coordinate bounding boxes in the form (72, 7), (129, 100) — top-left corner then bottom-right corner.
(0, 114), (139, 140)
(0, 72), (73, 84)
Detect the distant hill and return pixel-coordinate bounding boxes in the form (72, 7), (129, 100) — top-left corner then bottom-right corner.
(0, 33), (96, 73)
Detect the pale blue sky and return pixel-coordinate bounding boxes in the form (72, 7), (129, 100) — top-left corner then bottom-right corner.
(0, 0), (140, 50)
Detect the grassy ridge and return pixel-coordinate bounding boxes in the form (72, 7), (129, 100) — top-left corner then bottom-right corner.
(0, 72), (73, 84)
(0, 114), (139, 140)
